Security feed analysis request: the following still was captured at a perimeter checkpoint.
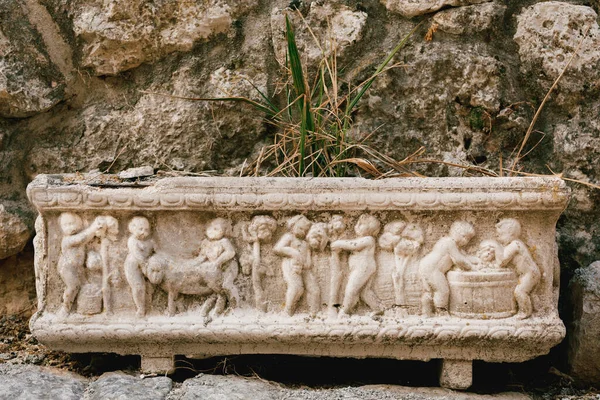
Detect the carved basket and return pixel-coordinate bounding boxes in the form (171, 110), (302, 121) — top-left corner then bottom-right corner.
(27, 174), (569, 389)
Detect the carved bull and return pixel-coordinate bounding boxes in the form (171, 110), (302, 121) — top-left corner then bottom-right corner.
(145, 253), (239, 317)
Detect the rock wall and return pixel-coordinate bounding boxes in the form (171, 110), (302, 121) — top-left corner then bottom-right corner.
(1, 0), (600, 380)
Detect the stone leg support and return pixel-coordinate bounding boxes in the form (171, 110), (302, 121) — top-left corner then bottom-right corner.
(439, 359), (472, 390)
(141, 356), (175, 374)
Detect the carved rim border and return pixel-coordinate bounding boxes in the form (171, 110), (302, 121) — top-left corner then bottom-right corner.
(31, 316), (565, 348)
(27, 175), (570, 212)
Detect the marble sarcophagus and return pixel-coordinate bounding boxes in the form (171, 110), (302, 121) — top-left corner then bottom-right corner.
(27, 174), (569, 389)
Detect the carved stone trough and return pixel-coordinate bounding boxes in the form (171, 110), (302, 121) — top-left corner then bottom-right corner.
(27, 174), (569, 389)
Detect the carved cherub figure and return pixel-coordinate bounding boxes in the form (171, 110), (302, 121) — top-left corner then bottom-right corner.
(379, 221), (424, 306)
(242, 215), (278, 312)
(306, 222), (329, 252)
(419, 221), (478, 317)
(496, 218), (541, 319)
(327, 215), (347, 317)
(274, 215), (319, 316)
(125, 216), (155, 317)
(476, 239), (503, 271)
(331, 214), (383, 317)
(57, 213), (105, 316)
(197, 218), (239, 314)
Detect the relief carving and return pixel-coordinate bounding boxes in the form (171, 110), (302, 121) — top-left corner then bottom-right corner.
(274, 215), (320, 316)
(448, 239), (518, 319)
(33, 215), (47, 312)
(327, 215), (347, 317)
(241, 215), (278, 312)
(419, 221), (479, 317)
(495, 218), (541, 319)
(146, 218), (240, 318)
(28, 175), (569, 389)
(379, 221), (424, 308)
(125, 216), (155, 317)
(57, 213), (116, 317)
(331, 214), (383, 317)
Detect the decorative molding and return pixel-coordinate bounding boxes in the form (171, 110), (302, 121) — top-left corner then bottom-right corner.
(27, 176), (570, 212)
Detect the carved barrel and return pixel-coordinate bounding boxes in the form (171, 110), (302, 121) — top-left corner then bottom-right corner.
(27, 175), (569, 390)
(448, 270), (518, 319)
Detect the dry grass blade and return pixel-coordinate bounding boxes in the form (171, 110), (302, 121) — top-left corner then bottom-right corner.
(410, 159), (499, 177)
(509, 26), (591, 175)
(504, 168), (600, 190)
(138, 90), (280, 120)
(332, 158), (383, 177)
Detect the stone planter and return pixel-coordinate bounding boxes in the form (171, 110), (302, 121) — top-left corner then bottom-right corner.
(27, 174), (569, 389)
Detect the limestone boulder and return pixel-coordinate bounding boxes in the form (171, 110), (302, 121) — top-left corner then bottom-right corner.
(381, 0), (492, 18)
(87, 372), (172, 400)
(169, 373), (530, 399)
(0, 363), (87, 400)
(354, 41), (503, 175)
(271, 1), (368, 67)
(0, 204), (32, 260)
(433, 2), (506, 35)
(569, 261), (600, 384)
(23, 59), (268, 176)
(71, 0), (257, 75)
(0, 1), (65, 118)
(514, 2), (600, 97)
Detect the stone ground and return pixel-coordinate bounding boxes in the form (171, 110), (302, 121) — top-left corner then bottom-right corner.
(0, 316), (599, 400)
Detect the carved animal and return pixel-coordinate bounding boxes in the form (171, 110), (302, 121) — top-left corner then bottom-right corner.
(145, 253), (239, 317)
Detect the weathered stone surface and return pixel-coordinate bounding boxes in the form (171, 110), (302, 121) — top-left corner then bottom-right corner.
(271, 2), (368, 66)
(27, 174), (567, 389)
(433, 2), (506, 35)
(119, 166), (154, 180)
(514, 2), (600, 94)
(0, 363), (87, 400)
(0, 1), (65, 118)
(171, 374), (282, 400)
(0, 204), (31, 260)
(381, 0), (491, 17)
(569, 261), (600, 383)
(71, 0), (256, 75)
(22, 58), (268, 177)
(0, 252), (36, 315)
(355, 41), (504, 175)
(87, 371), (172, 400)
(169, 374), (531, 400)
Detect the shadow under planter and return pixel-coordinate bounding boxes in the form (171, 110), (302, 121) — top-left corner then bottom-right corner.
(27, 175), (570, 390)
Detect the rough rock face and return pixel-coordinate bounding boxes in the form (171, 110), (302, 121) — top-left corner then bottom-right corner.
(72, 0), (256, 75)
(514, 2), (600, 94)
(0, 205), (30, 260)
(0, 1), (65, 118)
(381, 0), (491, 17)
(0, 365), (532, 399)
(168, 373), (530, 399)
(433, 2), (506, 35)
(569, 261), (600, 383)
(355, 41), (503, 175)
(0, 363), (86, 400)
(87, 372), (172, 400)
(271, 1), (368, 66)
(0, 250), (36, 315)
